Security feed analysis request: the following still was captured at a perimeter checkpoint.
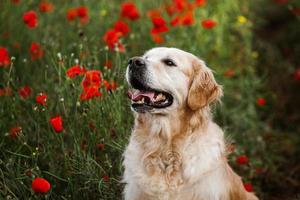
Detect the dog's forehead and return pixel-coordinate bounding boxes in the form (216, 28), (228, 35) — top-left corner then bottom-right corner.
(143, 47), (192, 61)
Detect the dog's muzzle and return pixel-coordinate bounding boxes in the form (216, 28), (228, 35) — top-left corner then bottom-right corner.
(127, 57), (149, 91)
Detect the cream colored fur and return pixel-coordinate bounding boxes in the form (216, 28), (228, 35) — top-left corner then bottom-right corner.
(123, 47), (259, 200)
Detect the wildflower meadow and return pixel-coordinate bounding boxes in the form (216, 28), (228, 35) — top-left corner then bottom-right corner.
(0, 0), (299, 199)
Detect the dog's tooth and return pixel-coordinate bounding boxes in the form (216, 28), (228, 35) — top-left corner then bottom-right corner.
(135, 98), (145, 104)
(156, 93), (163, 100)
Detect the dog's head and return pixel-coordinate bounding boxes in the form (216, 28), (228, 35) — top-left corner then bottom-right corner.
(126, 47), (222, 114)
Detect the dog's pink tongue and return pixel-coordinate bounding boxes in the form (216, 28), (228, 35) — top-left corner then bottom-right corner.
(127, 90), (156, 102)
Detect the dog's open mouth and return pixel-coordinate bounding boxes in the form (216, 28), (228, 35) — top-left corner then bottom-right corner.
(127, 89), (173, 111)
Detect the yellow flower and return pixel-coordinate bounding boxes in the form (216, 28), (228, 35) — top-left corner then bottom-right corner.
(237, 15), (247, 24)
(251, 51), (259, 59)
(100, 9), (107, 17)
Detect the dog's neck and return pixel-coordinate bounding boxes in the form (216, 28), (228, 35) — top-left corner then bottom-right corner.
(133, 105), (212, 144)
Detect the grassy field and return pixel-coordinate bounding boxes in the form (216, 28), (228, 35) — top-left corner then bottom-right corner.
(0, 0), (299, 199)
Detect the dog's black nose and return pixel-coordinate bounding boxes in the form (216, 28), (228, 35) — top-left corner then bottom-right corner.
(128, 57), (145, 67)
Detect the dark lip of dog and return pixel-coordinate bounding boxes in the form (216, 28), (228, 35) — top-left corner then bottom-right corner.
(127, 83), (174, 113)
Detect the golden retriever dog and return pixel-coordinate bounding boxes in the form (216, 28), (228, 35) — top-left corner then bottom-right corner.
(123, 47), (259, 200)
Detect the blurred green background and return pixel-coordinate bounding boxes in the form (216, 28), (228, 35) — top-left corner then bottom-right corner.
(0, 0), (299, 199)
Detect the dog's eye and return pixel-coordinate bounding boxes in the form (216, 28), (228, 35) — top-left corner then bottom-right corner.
(162, 59), (176, 67)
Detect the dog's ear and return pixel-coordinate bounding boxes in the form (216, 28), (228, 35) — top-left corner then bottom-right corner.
(187, 58), (223, 111)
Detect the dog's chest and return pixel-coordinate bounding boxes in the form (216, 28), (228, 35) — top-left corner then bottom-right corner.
(143, 148), (183, 187)
(123, 141), (185, 195)
(123, 130), (226, 198)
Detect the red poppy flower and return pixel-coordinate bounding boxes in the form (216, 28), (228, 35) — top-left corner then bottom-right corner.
(236, 155), (249, 165)
(256, 97), (266, 106)
(50, 116), (63, 133)
(147, 9), (162, 19)
(243, 183), (253, 192)
(67, 8), (78, 21)
(0, 87), (13, 96)
(165, 4), (177, 16)
(120, 2), (140, 21)
(103, 29), (122, 50)
(77, 6), (88, 18)
(114, 20), (130, 36)
(80, 86), (102, 101)
(103, 80), (118, 91)
(88, 122), (96, 130)
(223, 69), (235, 78)
(11, 0), (21, 4)
(151, 17), (169, 34)
(181, 11), (194, 26)
(102, 175), (109, 182)
(9, 126), (22, 138)
(0, 47), (10, 67)
(293, 69), (300, 81)
(202, 19), (217, 29)
(104, 60), (112, 69)
(77, 6), (89, 24)
(32, 178), (51, 193)
(82, 70), (102, 88)
(170, 16), (181, 26)
(18, 86), (31, 99)
(194, 0), (206, 7)
(173, 0), (187, 12)
(29, 42), (44, 61)
(97, 143), (105, 151)
(110, 81), (118, 90)
(255, 167), (264, 174)
(80, 70), (103, 101)
(66, 6), (88, 24)
(151, 34), (165, 44)
(273, 0), (289, 4)
(36, 92), (47, 106)
(152, 17), (167, 29)
(103, 80), (110, 91)
(13, 42), (21, 49)
(66, 65), (86, 78)
(23, 11), (38, 28)
(39, 2), (54, 13)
